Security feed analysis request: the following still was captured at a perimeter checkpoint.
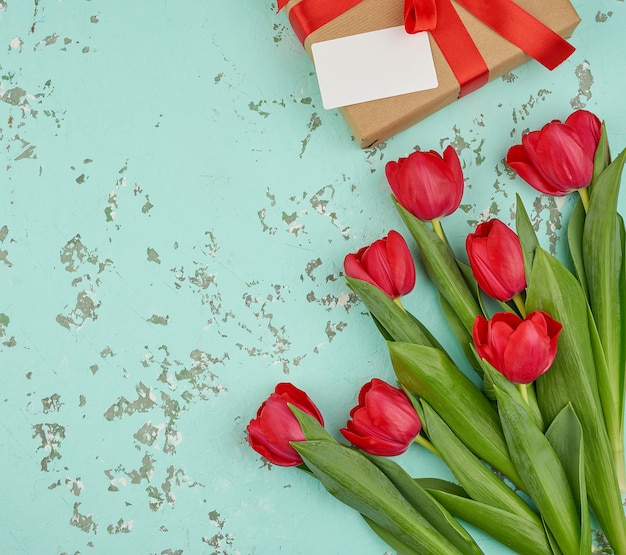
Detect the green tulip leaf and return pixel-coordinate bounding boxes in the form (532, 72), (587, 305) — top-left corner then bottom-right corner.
(475, 351), (544, 431)
(364, 454), (483, 555)
(346, 276), (443, 348)
(515, 193), (540, 286)
(566, 199), (588, 297)
(483, 365), (581, 555)
(438, 293), (483, 376)
(362, 516), (423, 555)
(592, 121), (610, 185)
(545, 404), (591, 555)
(541, 522), (563, 555)
(583, 147), (626, 473)
(585, 300), (621, 476)
(617, 214), (626, 380)
(292, 440), (464, 554)
(370, 312), (395, 342)
(289, 405), (335, 443)
(455, 259), (483, 306)
(400, 385), (426, 425)
(612, 215), (626, 491)
(415, 478), (467, 497)
(388, 341), (522, 487)
(456, 248), (517, 316)
(424, 483), (554, 555)
(420, 401), (538, 523)
(393, 199), (482, 333)
(527, 247), (626, 551)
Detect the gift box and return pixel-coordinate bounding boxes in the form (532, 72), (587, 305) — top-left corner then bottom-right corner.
(281, 0), (581, 148)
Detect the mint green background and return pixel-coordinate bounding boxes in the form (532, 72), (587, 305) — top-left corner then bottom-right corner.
(0, 1), (625, 554)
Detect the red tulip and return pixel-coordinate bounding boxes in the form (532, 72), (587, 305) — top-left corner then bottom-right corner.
(385, 145), (464, 221)
(506, 110), (602, 196)
(247, 383), (324, 466)
(344, 230), (416, 299)
(472, 311), (563, 384)
(466, 219), (526, 302)
(340, 378), (421, 456)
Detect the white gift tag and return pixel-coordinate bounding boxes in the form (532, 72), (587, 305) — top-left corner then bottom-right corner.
(311, 26), (438, 110)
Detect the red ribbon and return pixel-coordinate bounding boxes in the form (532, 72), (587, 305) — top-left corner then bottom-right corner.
(404, 0), (489, 96)
(280, 0), (575, 98)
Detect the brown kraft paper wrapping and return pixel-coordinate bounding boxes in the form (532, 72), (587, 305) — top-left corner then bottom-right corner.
(284, 0), (580, 148)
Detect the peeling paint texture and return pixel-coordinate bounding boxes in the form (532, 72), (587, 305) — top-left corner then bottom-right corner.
(1, 1), (625, 554)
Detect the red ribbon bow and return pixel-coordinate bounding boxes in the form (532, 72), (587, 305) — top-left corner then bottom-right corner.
(280, 0), (575, 98)
(404, 0), (575, 96)
(404, 0), (488, 96)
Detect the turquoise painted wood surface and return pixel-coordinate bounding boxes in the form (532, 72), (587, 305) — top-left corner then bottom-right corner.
(1, 1), (625, 554)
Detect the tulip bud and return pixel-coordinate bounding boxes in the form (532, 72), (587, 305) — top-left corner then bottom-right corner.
(344, 230), (416, 299)
(466, 219), (526, 302)
(506, 109), (602, 196)
(340, 378), (421, 456)
(385, 145), (464, 222)
(247, 383), (324, 466)
(472, 311), (563, 384)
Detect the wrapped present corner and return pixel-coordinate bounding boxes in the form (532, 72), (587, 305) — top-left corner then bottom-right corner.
(279, 0), (581, 148)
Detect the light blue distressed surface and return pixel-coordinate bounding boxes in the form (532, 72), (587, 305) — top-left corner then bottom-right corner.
(1, 1), (625, 554)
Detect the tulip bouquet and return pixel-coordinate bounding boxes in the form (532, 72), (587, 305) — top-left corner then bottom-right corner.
(247, 110), (626, 555)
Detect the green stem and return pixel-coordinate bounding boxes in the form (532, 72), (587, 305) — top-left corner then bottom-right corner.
(517, 383), (529, 405)
(512, 292), (526, 318)
(414, 434), (441, 458)
(431, 218), (446, 243)
(578, 187), (590, 213)
(393, 297), (407, 313)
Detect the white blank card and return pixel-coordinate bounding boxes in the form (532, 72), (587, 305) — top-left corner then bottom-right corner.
(311, 26), (438, 110)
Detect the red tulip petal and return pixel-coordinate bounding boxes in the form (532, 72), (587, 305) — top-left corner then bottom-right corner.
(502, 319), (553, 383)
(534, 124), (593, 189)
(385, 230), (416, 297)
(487, 312), (522, 369)
(361, 240), (397, 297)
(565, 110), (602, 159)
(340, 427), (407, 456)
(348, 408), (390, 441)
(344, 252), (380, 291)
(466, 220), (525, 301)
(471, 315), (488, 343)
(385, 160), (401, 192)
(276, 382), (325, 425)
(484, 221), (526, 299)
(398, 152), (458, 220)
(260, 398), (306, 443)
(247, 417), (303, 466)
(491, 311), (524, 327)
(519, 130), (543, 167)
(362, 383), (420, 439)
(525, 311), (548, 334)
(506, 144), (564, 196)
(246, 383), (324, 467)
(357, 378), (376, 406)
(472, 315), (491, 360)
(387, 158), (410, 208)
(342, 379), (420, 456)
(528, 311), (562, 361)
(467, 237), (500, 298)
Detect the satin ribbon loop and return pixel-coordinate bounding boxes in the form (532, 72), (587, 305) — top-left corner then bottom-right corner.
(423, 0), (490, 97)
(404, 0), (437, 34)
